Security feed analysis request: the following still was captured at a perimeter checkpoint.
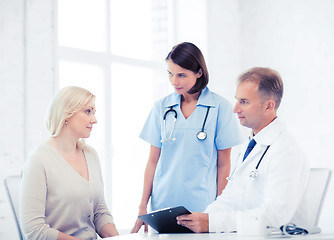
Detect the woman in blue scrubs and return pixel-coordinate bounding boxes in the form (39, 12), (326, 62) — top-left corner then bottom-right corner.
(131, 42), (242, 232)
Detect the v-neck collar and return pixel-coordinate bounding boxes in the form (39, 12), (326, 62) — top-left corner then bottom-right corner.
(162, 87), (216, 109)
(44, 142), (90, 183)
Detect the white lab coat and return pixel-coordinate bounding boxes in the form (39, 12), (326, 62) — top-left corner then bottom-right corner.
(205, 119), (310, 233)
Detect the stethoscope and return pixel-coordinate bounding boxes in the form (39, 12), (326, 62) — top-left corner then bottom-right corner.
(161, 106), (211, 143)
(226, 145), (270, 181)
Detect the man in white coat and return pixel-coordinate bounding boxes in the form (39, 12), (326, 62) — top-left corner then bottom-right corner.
(177, 67), (310, 233)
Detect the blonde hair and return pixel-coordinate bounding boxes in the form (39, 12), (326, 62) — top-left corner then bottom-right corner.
(46, 86), (96, 150)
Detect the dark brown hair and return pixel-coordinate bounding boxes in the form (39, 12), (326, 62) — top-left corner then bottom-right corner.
(166, 42), (209, 94)
(238, 67), (284, 109)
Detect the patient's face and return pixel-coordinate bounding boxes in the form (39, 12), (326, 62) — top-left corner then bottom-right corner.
(66, 101), (97, 138)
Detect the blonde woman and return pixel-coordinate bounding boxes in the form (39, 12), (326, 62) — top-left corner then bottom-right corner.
(20, 86), (119, 240)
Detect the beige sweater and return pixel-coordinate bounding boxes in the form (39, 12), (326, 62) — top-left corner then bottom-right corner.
(20, 142), (114, 240)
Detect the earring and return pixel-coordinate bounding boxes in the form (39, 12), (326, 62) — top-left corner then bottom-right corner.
(65, 120), (68, 125)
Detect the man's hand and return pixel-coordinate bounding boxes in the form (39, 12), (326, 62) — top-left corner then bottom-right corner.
(176, 212), (209, 233)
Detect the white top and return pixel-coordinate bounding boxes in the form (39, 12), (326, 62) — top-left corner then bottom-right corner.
(20, 142), (114, 240)
(205, 119), (310, 232)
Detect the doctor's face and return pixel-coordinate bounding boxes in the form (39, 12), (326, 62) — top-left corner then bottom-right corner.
(166, 59), (201, 95)
(233, 81), (268, 135)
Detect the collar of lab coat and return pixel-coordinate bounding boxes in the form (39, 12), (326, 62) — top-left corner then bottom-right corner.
(235, 118), (285, 168)
(162, 87), (216, 109)
(252, 118), (285, 146)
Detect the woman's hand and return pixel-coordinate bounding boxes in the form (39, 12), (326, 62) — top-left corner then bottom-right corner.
(130, 208), (148, 233)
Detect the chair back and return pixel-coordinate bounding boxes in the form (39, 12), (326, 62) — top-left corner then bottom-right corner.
(4, 175), (25, 240)
(303, 168), (331, 226)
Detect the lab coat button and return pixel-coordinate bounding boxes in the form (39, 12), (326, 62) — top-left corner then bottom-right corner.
(85, 227), (89, 231)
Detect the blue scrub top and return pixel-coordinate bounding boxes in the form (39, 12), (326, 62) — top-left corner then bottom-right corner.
(140, 87), (242, 212)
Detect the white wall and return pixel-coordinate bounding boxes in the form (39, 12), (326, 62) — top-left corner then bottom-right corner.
(0, 1), (25, 238)
(169, 0), (208, 56)
(0, 0), (55, 238)
(207, 0), (242, 103)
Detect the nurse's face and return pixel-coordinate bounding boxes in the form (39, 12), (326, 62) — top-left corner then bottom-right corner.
(166, 59), (201, 95)
(233, 81), (269, 135)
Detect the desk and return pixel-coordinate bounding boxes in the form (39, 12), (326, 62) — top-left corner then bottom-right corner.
(106, 233), (334, 240)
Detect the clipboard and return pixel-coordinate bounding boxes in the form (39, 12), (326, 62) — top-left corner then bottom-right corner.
(138, 206), (193, 233)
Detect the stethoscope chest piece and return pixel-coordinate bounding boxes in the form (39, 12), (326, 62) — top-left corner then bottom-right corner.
(226, 145), (271, 181)
(249, 169), (259, 180)
(197, 131), (207, 140)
